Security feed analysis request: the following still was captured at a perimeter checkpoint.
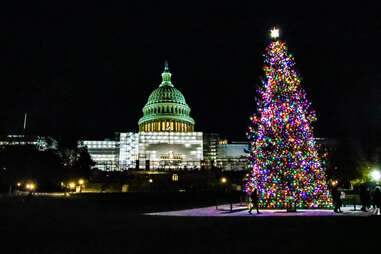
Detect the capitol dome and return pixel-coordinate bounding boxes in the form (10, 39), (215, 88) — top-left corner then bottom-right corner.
(138, 62), (195, 132)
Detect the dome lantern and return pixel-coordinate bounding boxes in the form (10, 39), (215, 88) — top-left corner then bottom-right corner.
(160, 61), (173, 86)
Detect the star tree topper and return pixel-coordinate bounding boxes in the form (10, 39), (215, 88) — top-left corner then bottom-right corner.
(270, 27), (280, 39)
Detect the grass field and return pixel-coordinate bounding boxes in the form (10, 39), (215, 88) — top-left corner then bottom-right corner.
(0, 193), (380, 254)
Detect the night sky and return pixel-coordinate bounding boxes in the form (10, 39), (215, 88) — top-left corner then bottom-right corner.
(0, 1), (380, 144)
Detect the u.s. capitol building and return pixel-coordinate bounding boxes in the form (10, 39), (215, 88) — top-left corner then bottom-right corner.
(79, 63), (248, 171)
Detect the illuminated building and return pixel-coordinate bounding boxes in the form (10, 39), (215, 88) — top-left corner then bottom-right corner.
(137, 62), (202, 169)
(138, 132), (203, 170)
(203, 133), (220, 168)
(0, 135), (58, 151)
(80, 62), (203, 171)
(81, 139), (119, 171)
(216, 141), (249, 171)
(119, 132), (139, 170)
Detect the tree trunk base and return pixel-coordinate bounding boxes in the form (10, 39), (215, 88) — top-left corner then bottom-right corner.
(287, 207), (297, 212)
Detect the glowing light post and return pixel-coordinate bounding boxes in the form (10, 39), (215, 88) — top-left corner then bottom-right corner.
(216, 177), (227, 210)
(148, 178), (153, 192)
(228, 174), (233, 212)
(368, 169), (381, 214)
(78, 179), (85, 193)
(25, 182), (36, 195)
(217, 177), (233, 212)
(370, 169), (381, 183)
(68, 182), (76, 193)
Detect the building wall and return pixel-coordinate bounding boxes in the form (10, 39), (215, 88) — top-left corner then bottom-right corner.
(82, 140), (119, 171)
(82, 136), (336, 172)
(203, 133), (220, 168)
(216, 142), (249, 171)
(138, 132), (203, 170)
(81, 132), (204, 171)
(119, 133), (139, 170)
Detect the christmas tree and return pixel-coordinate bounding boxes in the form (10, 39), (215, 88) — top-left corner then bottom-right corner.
(246, 28), (331, 209)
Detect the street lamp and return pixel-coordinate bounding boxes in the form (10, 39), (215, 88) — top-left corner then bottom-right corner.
(370, 169), (381, 182)
(220, 177), (233, 211)
(216, 177), (228, 210)
(68, 182), (76, 192)
(26, 183), (35, 191)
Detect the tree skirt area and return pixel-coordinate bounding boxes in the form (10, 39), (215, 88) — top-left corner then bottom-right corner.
(146, 204), (377, 217)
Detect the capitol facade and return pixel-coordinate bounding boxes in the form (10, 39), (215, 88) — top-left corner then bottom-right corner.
(80, 63), (208, 171)
(79, 63), (250, 171)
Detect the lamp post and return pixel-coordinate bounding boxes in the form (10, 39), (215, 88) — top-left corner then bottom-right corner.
(148, 178), (153, 192)
(370, 169), (381, 183)
(219, 176), (233, 212)
(78, 179), (85, 192)
(216, 177), (227, 210)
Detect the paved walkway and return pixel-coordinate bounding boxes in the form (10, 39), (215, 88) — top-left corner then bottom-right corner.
(146, 204), (378, 217)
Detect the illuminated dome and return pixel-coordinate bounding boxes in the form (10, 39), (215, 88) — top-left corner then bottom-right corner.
(138, 62), (195, 132)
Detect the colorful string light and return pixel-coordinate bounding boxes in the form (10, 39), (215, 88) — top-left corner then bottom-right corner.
(246, 38), (332, 209)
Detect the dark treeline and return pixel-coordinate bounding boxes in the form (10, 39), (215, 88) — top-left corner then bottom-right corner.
(0, 145), (94, 192)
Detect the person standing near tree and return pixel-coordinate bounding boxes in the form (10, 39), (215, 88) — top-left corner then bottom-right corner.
(373, 186), (381, 215)
(360, 183), (370, 212)
(332, 186), (342, 213)
(248, 188), (260, 214)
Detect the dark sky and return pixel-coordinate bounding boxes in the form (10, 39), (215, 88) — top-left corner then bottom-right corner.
(0, 1), (380, 143)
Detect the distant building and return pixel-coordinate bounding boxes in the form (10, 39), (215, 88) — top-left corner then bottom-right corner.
(80, 139), (119, 171)
(216, 141), (249, 171)
(315, 138), (338, 153)
(203, 133), (220, 168)
(0, 135), (58, 151)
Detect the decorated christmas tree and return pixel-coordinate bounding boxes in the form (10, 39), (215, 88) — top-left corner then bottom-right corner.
(246, 28), (331, 209)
